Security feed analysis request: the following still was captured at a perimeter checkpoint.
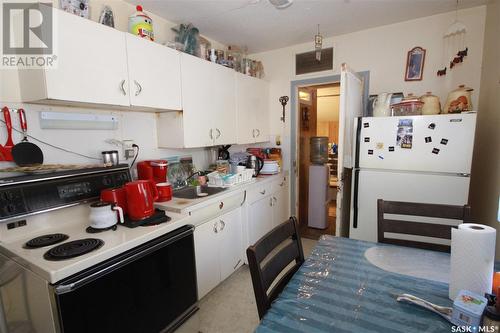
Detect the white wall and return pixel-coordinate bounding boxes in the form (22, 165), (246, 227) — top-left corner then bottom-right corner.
(469, 0), (500, 257)
(251, 6), (487, 171)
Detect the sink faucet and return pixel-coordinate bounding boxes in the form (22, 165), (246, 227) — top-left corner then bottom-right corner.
(180, 171), (202, 188)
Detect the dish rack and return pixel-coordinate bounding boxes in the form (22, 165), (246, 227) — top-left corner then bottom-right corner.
(207, 169), (254, 187)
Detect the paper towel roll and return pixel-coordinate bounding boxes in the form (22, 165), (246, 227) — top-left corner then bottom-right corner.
(449, 223), (496, 300)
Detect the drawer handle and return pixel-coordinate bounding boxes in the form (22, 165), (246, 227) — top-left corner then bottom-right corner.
(233, 259), (242, 270)
(280, 181), (284, 187)
(119, 80), (126, 95)
(219, 220), (226, 231)
(134, 80), (142, 96)
(219, 201), (224, 209)
(213, 222), (218, 234)
(256, 129), (260, 137)
(260, 190), (266, 195)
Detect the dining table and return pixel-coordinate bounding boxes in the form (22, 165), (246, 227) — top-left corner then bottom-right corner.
(256, 235), (464, 333)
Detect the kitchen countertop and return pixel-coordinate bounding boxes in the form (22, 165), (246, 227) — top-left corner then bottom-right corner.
(155, 172), (287, 214)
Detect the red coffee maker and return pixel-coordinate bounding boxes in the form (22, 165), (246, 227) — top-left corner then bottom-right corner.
(137, 160), (168, 184)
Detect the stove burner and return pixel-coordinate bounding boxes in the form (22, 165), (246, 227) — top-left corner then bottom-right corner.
(44, 238), (104, 261)
(86, 225), (117, 233)
(25, 234), (69, 249)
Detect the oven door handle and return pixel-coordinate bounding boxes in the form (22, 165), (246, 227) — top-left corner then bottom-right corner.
(54, 225), (194, 295)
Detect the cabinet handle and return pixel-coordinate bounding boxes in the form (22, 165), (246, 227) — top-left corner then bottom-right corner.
(260, 190), (266, 195)
(252, 129), (256, 138)
(269, 197), (273, 207)
(119, 80), (126, 95)
(273, 196), (277, 204)
(215, 128), (221, 139)
(209, 129), (213, 140)
(233, 259), (242, 270)
(213, 222), (218, 234)
(219, 220), (226, 231)
(256, 129), (260, 137)
(134, 80), (142, 96)
(280, 181), (285, 187)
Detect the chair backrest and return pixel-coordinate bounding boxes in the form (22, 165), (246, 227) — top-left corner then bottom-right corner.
(246, 216), (305, 319)
(377, 199), (472, 252)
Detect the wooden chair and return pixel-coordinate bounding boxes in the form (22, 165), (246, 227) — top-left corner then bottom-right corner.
(377, 199), (472, 252)
(246, 216), (305, 319)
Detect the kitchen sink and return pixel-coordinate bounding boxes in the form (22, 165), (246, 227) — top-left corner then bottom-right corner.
(173, 186), (227, 199)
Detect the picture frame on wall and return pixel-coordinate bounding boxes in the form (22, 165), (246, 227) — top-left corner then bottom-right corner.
(405, 47), (426, 81)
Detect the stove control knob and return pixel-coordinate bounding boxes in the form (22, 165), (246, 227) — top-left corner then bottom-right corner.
(102, 176), (112, 186)
(5, 204), (15, 214)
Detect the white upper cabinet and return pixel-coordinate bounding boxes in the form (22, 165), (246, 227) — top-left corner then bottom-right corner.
(126, 34), (181, 110)
(236, 74), (269, 144)
(19, 9), (130, 107)
(179, 54), (218, 148)
(210, 64), (237, 146)
(158, 53), (238, 148)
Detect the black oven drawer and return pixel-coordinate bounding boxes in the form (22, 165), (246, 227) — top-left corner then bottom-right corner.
(53, 225), (198, 333)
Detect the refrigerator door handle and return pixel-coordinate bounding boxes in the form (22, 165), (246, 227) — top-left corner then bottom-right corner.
(354, 117), (362, 169)
(352, 168), (360, 228)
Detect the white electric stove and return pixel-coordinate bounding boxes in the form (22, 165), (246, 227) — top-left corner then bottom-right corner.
(0, 165), (199, 333)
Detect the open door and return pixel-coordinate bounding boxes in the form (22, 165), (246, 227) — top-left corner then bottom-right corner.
(336, 63), (364, 237)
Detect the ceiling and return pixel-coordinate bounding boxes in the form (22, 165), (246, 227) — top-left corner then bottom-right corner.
(127, 0), (487, 53)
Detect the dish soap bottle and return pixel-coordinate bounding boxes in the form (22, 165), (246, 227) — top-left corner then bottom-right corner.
(129, 5), (154, 41)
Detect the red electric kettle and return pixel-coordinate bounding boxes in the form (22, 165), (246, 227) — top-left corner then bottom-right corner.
(124, 180), (159, 220)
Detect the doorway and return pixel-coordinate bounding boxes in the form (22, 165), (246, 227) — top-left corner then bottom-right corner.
(297, 83), (340, 239)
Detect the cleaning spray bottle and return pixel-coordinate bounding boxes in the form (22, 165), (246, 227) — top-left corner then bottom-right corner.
(128, 5), (154, 41)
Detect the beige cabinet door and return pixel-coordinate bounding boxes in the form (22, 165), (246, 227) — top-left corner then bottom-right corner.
(194, 218), (220, 298)
(180, 53), (216, 147)
(126, 34), (181, 110)
(45, 10), (129, 106)
(219, 208), (243, 281)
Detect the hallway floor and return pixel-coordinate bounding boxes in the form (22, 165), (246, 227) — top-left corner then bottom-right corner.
(299, 201), (336, 240)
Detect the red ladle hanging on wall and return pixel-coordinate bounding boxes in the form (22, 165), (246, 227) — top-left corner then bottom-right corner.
(1, 107), (14, 161)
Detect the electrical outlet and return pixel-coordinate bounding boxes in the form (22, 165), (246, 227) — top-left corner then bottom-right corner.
(123, 140), (135, 159)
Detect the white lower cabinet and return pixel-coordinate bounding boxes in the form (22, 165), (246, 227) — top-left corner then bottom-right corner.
(247, 196), (274, 246)
(247, 176), (289, 245)
(272, 184), (289, 227)
(194, 207), (243, 299)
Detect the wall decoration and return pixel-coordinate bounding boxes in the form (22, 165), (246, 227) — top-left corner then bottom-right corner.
(405, 47), (426, 81)
(437, 0), (468, 76)
(279, 96), (289, 123)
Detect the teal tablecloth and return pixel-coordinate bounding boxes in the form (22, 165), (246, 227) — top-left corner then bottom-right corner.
(256, 236), (454, 333)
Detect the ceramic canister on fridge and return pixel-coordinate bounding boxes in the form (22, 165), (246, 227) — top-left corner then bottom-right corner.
(420, 92), (441, 115)
(129, 5), (154, 41)
(444, 85), (473, 113)
(125, 180), (159, 220)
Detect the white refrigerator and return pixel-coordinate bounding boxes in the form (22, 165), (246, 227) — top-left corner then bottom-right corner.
(349, 112), (477, 242)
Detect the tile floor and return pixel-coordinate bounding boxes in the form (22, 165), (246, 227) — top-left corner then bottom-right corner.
(177, 238), (317, 333)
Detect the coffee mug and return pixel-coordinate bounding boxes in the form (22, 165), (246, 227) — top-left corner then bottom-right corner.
(101, 187), (128, 214)
(125, 180), (159, 220)
(156, 182), (172, 202)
